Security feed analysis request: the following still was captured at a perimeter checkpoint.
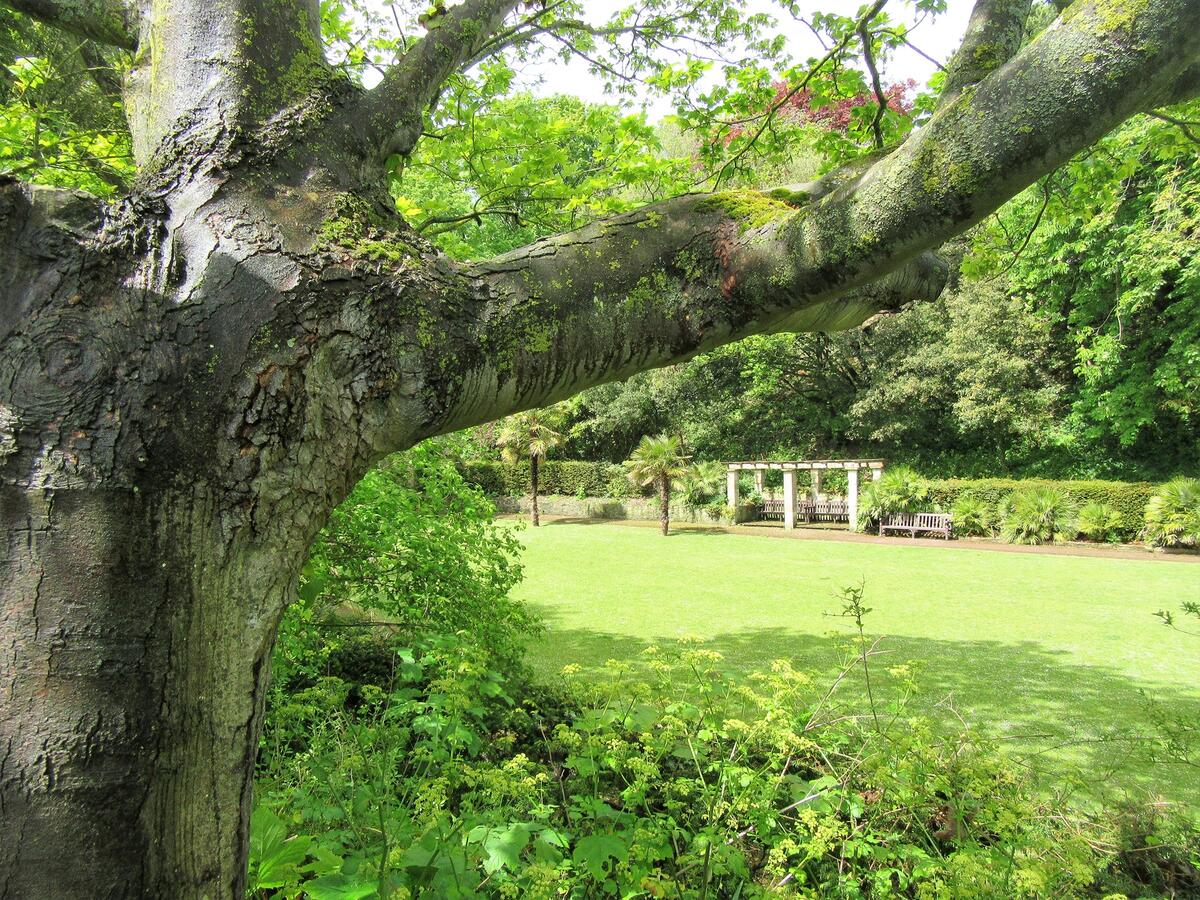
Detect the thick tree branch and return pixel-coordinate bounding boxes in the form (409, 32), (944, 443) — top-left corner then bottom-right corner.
(402, 0), (1200, 434)
(124, 0), (323, 163)
(354, 0), (521, 160)
(941, 0), (1034, 104)
(0, 0), (137, 50)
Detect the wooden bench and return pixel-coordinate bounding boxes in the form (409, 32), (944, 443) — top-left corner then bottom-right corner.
(880, 512), (952, 539)
(798, 500), (848, 523)
(759, 499), (850, 523)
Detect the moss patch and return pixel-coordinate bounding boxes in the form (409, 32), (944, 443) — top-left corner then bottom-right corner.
(697, 191), (802, 233)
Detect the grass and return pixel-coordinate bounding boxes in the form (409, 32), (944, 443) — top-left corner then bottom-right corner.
(510, 520), (1200, 809)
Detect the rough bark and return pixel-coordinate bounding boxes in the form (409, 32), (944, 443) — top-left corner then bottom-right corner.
(0, 0), (1197, 896)
(660, 476), (670, 536)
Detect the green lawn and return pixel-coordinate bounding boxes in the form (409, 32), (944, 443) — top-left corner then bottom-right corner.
(510, 520), (1200, 808)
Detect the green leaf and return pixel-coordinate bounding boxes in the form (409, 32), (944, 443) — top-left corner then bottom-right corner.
(247, 807), (311, 891)
(303, 873), (379, 900)
(470, 822), (533, 874)
(573, 833), (629, 882)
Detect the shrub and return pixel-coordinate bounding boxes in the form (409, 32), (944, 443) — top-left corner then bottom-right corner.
(927, 478), (1156, 543)
(1077, 500), (1123, 543)
(1001, 486), (1076, 545)
(696, 499), (736, 523)
(290, 446), (539, 677)
(256, 630), (1200, 899)
(1143, 477), (1200, 548)
(951, 494), (994, 537)
(858, 465), (930, 531)
(675, 460), (726, 507)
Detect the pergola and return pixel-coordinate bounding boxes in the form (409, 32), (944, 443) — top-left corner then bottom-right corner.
(725, 459), (886, 532)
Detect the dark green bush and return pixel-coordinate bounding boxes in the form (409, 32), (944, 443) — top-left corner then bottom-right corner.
(460, 460), (648, 499)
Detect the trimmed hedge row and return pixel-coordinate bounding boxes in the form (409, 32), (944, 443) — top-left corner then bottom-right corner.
(459, 460), (650, 499)
(463, 462), (1162, 541)
(927, 478), (1156, 541)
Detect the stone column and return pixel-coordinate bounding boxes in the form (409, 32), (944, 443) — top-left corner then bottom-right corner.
(871, 467), (882, 482)
(727, 470), (739, 508)
(754, 470), (765, 494)
(783, 470), (796, 530)
(847, 468), (859, 532)
(811, 469), (823, 501)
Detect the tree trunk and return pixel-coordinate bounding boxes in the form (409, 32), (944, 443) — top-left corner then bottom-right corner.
(530, 454), (540, 527)
(660, 476), (670, 536)
(0, 485), (288, 897)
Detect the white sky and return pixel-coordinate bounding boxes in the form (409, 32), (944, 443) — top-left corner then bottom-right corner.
(361, 2), (974, 123)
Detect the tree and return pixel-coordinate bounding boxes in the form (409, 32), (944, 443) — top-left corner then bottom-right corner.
(495, 407), (563, 526)
(0, 0), (1197, 895)
(626, 434), (690, 535)
(968, 104), (1200, 470)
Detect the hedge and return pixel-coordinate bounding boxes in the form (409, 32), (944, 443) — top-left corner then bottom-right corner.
(462, 464), (1161, 541)
(459, 460), (649, 499)
(927, 478), (1156, 541)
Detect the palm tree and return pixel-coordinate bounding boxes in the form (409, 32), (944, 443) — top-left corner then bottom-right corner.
(626, 435), (690, 535)
(495, 408), (564, 526)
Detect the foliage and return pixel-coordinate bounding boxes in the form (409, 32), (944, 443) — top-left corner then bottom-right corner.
(282, 442), (537, 681)
(0, 13), (133, 194)
(1076, 501), (1123, 543)
(968, 101), (1200, 467)
(676, 459), (727, 507)
(625, 434), (691, 534)
(1000, 486), (1076, 545)
(459, 459), (644, 500)
(495, 407), (565, 468)
(392, 70), (692, 259)
(557, 280), (1082, 476)
(256, 605), (1200, 898)
(950, 494), (994, 538)
(927, 478), (1155, 543)
(1143, 477), (1200, 548)
(624, 434), (690, 490)
(552, 106), (1200, 482)
(857, 466), (931, 531)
